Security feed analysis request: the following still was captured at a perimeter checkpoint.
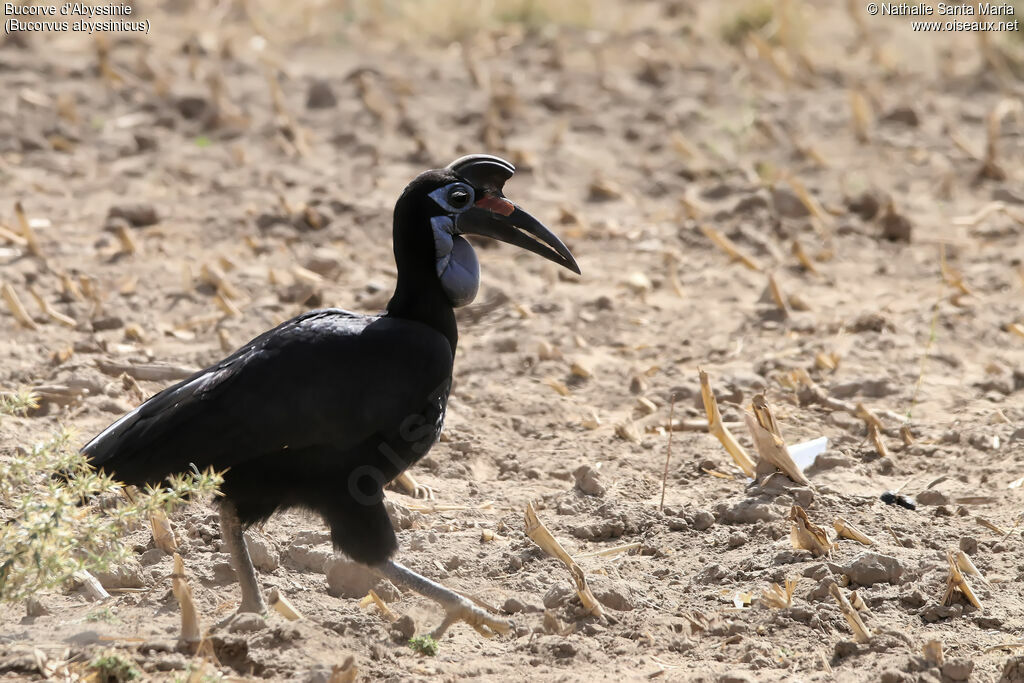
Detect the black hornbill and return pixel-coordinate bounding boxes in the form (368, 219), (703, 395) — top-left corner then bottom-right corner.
(81, 155), (580, 638)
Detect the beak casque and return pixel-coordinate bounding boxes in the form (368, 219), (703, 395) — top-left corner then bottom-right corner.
(446, 155), (581, 275)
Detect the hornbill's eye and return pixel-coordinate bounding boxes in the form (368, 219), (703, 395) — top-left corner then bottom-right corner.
(447, 186), (471, 209)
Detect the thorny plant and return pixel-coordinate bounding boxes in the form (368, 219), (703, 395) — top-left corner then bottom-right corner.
(0, 389), (222, 603)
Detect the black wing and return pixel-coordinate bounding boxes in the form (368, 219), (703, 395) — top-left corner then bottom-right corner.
(82, 309), (454, 486)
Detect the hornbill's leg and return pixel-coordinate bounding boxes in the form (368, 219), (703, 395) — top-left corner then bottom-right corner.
(391, 472), (436, 501)
(376, 559), (511, 639)
(219, 500), (266, 614)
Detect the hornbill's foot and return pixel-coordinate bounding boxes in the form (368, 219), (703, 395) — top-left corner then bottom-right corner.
(377, 559), (512, 639)
(428, 594), (512, 639)
(392, 472), (436, 501)
(212, 606), (267, 631)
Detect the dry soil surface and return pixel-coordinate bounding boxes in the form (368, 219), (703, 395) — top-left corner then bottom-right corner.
(2, 1), (1024, 681)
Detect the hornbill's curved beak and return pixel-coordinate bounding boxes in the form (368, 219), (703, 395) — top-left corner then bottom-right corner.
(456, 199), (581, 275)
(446, 154), (581, 275)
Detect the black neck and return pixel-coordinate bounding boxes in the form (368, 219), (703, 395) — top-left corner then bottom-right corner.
(385, 203), (459, 353)
(386, 269), (458, 352)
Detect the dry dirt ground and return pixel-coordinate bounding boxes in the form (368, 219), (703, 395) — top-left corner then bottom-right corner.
(2, 1), (1024, 681)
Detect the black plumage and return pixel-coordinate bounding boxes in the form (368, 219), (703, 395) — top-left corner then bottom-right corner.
(81, 154), (579, 636)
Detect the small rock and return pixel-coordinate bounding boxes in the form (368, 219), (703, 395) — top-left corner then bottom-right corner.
(306, 80), (337, 109)
(771, 187), (811, 219)
(227, 613), (266, 633)
(108, 203), (159, 228)
(848, 191), (882, 220)
(20, 133), (48, 152)
(716, 498), (784, 523)
(91, 316), (124, 331)
(384, 500), (420, 531)
(849, 312), (893, 333)
(211, 561), (236, 585)
(295, 206), (330, 231)
(843, 552), (904, 586)
(727, 532), (748, 548)
(941, 659), (973, 681)
(999, 656), (1024, 683)
(133, 132), (157, 152)
(390, 614), (416, 641)
(691, 510), (715, 531)
(730, 192), (769, 215)
(325, 556), (377, 599)
(303, 248), (345, 280)
(695, 563), (729, 585)
(139, 548), (167, 566)
(916, 489), (949, 506)
(96, 399), (131, 415)
(244, 531), (280, 572)
(830, 378), (894, 399)
(176, 94), (210, 120)
(494, 338), (518, 353)
(881, 106), (920, 127)
(25, 596), (48, 617)
(592, 579), (633, 611)
(573, 465), (605, 496)
(959, 536), (979, 555)
(551, 641), (577, 658)
(543, 583), (574, 609)
(992, 187), (1024, 205)
(94, 559), (146, 589)
(286, 544), (333, 573)
(921, 603), (962, 622)
(503, 596), (541, 614)
(880, 203), (912, 242)
(900, 588), (927, 609)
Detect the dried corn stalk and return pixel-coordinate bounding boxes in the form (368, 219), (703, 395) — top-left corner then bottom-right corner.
(976, 517), (1006, 535)
(73, 570), (111, 602)
(784, 174), (833, 225)
(849, 90), (873, 143)
(849, 590), (873, 618)
(268, 588), (303, 620)
(2, 283), (38, 330)
(699, 370), (756, 478)
(856, 403), (890, 458)
(767, 273), (789, 318)
(359, 589), (397, 622)
(14, 202), (42, 258)
(150, 511), (177, 553)
(790, 506), (834, 557)
(524, 503), (603, 618)
(942, 551), (982, 609)
(830, 582), (871, 643)
(952, 549), (988, 586)
(746, 395), (811, 486)
(761, 579), (797, 608)
(699, 225), (761, 271)
(834, 517), (874, 546)
(171, 553), (201, 644)
(792, 239), (820, 275)
(26, 285), (76, 327)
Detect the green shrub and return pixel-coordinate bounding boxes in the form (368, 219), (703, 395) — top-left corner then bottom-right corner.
(0, 390), (222, 602)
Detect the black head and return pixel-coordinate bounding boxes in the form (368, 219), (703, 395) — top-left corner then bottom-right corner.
(392, 155), (580, 309)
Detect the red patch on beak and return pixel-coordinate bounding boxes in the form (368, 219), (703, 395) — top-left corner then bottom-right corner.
(474, 194), (515, 216)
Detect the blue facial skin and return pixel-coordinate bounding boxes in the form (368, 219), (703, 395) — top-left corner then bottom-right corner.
(431, 215), (480, 307)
